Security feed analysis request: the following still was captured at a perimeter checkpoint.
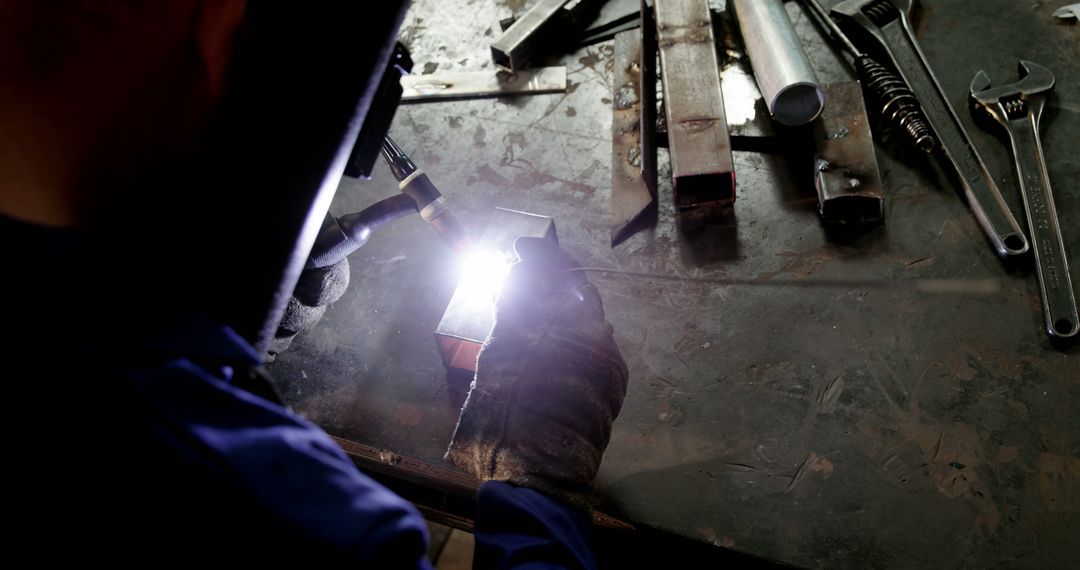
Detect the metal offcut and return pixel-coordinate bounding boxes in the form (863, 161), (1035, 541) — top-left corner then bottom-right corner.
(814, 81), (885, 227)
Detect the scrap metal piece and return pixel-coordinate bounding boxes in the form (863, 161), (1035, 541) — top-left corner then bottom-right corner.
(434, 208), (557, 374)
(1054, 3), (1080, 20)
(400, 67), (566, 102)
(731, 0), (824, 126)
(814, 82), (885, 227)
(656, 0), (735, 214)
(491, 0), (603, 73)
(611, 3), (657, 247)
(832, 0), (1029, 259)
(970, 62), (1079, 339)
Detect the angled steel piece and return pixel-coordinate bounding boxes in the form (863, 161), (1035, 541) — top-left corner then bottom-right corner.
(831, 0), (1029, 259)
(611, 1), (658, 246)
(970, 61), (1078, 339)
(656, 0), (735, 215)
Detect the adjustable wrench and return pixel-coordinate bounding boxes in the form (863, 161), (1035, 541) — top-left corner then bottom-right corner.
(971, 61), (1079, 340)
(831, 0), (1029, 259)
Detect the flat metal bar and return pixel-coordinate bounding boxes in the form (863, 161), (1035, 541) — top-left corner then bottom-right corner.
(610, 3), (657, 246)
(400, 67), (566, 102)
(813, 81), (885, 227)
(655, 0), (735, 213)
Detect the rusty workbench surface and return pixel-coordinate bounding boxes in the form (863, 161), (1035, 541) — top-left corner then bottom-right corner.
(269, 0), (1080, 567)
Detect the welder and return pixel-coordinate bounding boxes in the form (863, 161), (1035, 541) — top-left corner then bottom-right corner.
(1, 1), (627, 567)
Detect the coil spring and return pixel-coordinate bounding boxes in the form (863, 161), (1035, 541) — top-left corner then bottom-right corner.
(863, 0), (899, 27)
(856, 55), (936, 153)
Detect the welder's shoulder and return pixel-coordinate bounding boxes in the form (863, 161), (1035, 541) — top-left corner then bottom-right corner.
(87, 354), (432, 565)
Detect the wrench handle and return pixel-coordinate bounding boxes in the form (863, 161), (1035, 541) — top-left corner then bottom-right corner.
(1008, 113), (1079, 339)
(877, 24), (1029, 259)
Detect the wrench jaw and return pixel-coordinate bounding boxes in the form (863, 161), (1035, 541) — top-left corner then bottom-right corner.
(1015, 60), (1055, 91)
(969, 60), (1055, 124)
(969, 70), (993, 100)
(969, 71), (1015, 131)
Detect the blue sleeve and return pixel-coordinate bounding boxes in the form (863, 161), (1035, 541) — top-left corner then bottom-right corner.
(127, 357), (432, 567)
(474, 481), (597, 570)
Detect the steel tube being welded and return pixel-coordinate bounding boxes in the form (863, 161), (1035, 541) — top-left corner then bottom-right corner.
(731, 0), (824, 126)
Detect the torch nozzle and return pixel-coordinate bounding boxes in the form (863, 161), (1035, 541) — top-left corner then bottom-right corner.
(380, 135), (417, 181)
(380, 135), (472, 254)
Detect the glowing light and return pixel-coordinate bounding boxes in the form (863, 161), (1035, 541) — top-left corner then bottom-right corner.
(457, 248), (513, 303)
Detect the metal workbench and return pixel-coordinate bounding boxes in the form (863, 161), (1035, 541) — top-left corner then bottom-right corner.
(269, 1), (1079, 567)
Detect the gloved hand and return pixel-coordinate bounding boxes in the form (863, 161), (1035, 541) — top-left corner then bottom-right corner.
(266, 257), (350, 361)
(445, 237), (629, 511)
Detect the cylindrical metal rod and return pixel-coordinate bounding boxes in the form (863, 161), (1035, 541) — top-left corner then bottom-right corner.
(731, 0), (825, 126)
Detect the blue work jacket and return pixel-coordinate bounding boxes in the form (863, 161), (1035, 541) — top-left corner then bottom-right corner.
(5, 214), (596, 568)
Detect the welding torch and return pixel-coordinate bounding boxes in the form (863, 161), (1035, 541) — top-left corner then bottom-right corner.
(306, 136), (471, 269)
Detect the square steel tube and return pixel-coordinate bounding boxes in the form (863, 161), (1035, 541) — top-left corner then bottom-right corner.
(491, 0), (570, 72)
(434, 208), (557, 374)
(491, 0), (603, 73)
(655, 0), (735, 212)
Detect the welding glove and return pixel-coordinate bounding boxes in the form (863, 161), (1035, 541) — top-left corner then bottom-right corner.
(445, 237), (629, 511)
(266, 257), (350, 360)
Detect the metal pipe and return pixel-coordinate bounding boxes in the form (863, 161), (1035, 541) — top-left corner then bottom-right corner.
(731, 0), (824, 126)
